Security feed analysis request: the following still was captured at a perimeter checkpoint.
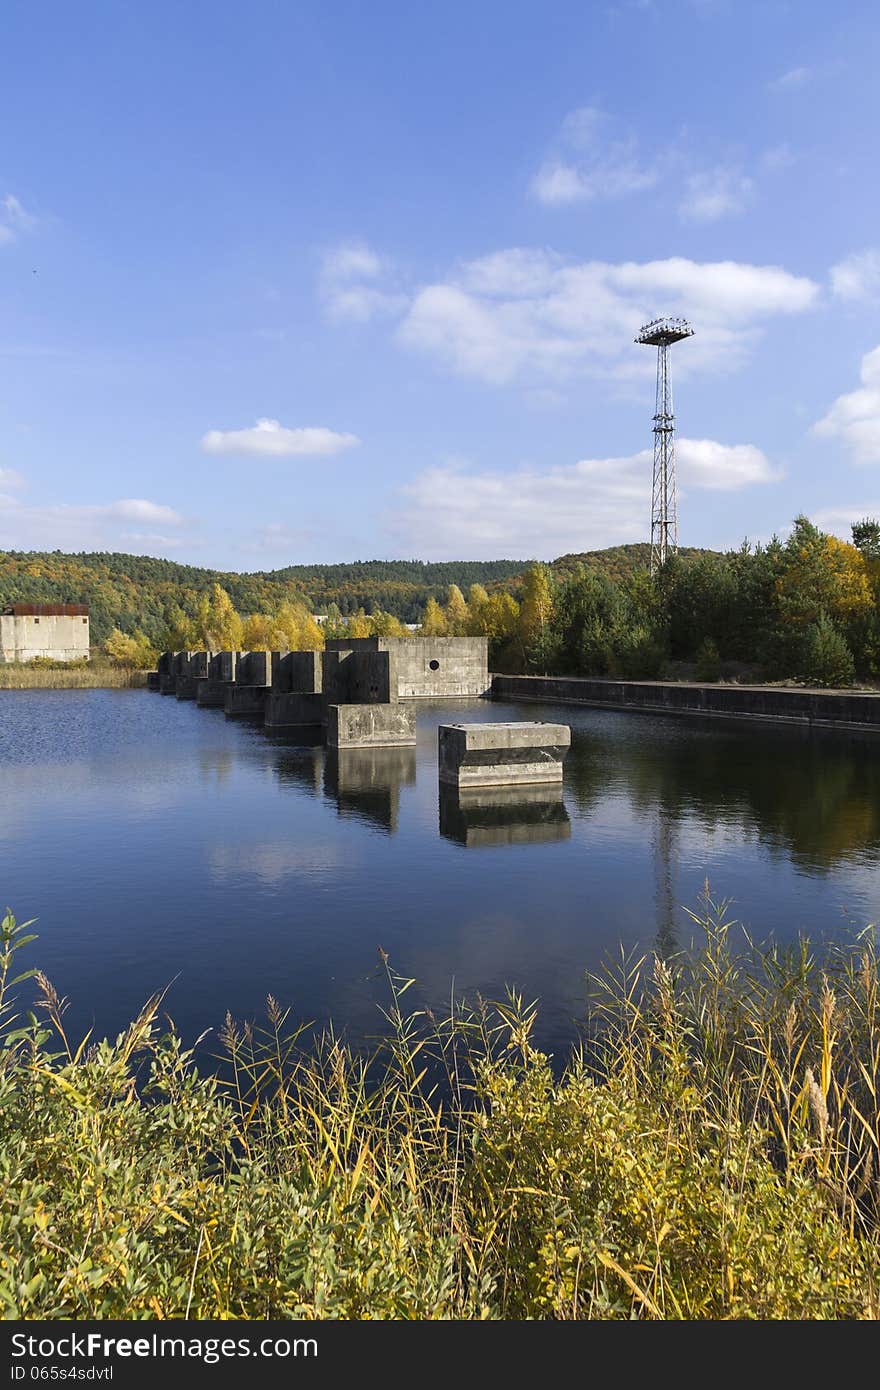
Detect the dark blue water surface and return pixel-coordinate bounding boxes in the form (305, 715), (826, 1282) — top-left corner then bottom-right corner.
(1, 688), (878, 1056)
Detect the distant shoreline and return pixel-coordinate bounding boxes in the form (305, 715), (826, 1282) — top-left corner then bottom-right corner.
(0, 665), (148, 689)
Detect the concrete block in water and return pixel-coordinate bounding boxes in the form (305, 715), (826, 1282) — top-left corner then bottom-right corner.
(225, 685), (270, 718)
(264, 692), (326, 730)
(236, 651), (273, 687)
(272, 650), (322, 694)
(327, 703), (416, 748)
(175, 676), (199, 700)
(146, 672), (160, 691)
(197, 678), (235, 707)
(438, 721), (570, 788)
(439, 783), (570, 847)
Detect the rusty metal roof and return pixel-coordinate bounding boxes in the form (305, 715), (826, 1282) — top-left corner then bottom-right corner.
(1, 603), (90, 617)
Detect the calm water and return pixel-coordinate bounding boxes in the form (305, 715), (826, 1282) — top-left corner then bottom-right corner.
(1, 688), (879, 1056)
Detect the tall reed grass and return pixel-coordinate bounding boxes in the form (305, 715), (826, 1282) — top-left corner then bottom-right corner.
(0, 662), (148, 689)
(0, 892), (878, 1319)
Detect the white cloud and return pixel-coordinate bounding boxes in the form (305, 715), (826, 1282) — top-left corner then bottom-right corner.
(319, 240), (407, 321)
(769, 66), (812, 92)
(0, 194), (36, 245)
(0, 467), (25, 490)
(398, 249), (818, 384)
(812, 506), (880, 540)
(201, 418), (360, 457)
(531, 106), (661, 206)
(813, 345), (880, 464)
(679, 166), (754, 222)
(389, 438), (777, 559)
(120, 531), (186, 549)
(830, 249), (880, 302)
(0, 492), (185, 553)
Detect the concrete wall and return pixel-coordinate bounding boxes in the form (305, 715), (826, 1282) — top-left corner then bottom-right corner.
(264, 692), (326, 729)
(439, 721), (570, 787)
(236, 651), (272, 686)
(327, 703), (416, 748)
(0, 613), (90, 663)
(322, 649), (396, 705)
(491, 674), (880, 732)
(323, 636), (488, 699)
(272, 650), (322, 694)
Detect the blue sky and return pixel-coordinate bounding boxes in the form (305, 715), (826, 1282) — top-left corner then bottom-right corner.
(1, 0), (879, 568)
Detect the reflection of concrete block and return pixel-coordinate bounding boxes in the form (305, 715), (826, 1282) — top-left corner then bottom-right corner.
(324, 746), (417, 832)
(264, 692), (326, 729)
(327, 703), (416, 748)
(439, 783), (571, 847)
(225, 685), (270, 718)
(438, 721), (570, 787)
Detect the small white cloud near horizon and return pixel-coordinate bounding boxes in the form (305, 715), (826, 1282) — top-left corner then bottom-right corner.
(201, 418), (360, 457)
(769, 66), (812, 92)
(812, 505), (880, 540)
(0, 467), (25, 490)
(813, 345), (880, 465)
(679, 166), (754, 223)
(319, 240), (408, 322)
(0, 492), (185, 553)
(388, 438), (778, 559)
(0, 193), (36, 246)
(830, 249), (880, 302)
(531, 105), (662, 206)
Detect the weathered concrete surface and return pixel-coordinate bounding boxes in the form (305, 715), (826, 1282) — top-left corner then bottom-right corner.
(439, 721), (571, 787)
(439, 783), (570, 847)
(324, 746), (417, 832)
(272, 650), (322, 694)
(324, 636), (488, 699)
(491, 674), (880, 732)
(322, 648), (397, 705)
(210, 651), (240, 682)
(236, 651), (273, 687)
(0, 604), (90, 663)
(175, 676), (199, 700)
(196, 677), (235, 707)
(327, 702), (417, 748)
(146, 672), (160, 691)
(264, 691), (326, 730)
(225, 685), (270, 718)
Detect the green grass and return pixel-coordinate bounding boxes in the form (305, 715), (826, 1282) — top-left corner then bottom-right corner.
(1, 895), (878, 1319)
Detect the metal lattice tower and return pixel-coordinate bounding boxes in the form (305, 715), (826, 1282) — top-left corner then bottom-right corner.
(635, 316), (694, 574)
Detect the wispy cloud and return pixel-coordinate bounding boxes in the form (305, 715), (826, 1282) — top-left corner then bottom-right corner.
(389, 439), (779, 559)
(0, 194), (36, 246)
(531, 106), (663, 206)
(679, 165), (754, 222)
(396, 248), (818, 385)
(813, 345), (880, 465)
(0, 490), (186, 553)
(830, 249), (880, 302)
(769, 66), (812, 92)
(319, 240), (408, 322)
(811, 505), (880, 539)
(201, 418), (360, 457)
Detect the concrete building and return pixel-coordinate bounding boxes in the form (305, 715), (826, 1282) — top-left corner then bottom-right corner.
(0, 604), (90, 663)
(323, 636), (488, 698)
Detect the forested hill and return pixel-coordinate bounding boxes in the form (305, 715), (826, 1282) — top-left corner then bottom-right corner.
(0, 550), (531, 642)
(548, 543), (714, 585)
(0, 544), (718, 644)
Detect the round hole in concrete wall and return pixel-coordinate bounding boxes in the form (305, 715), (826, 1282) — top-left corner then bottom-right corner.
(429, 659), (440, 671)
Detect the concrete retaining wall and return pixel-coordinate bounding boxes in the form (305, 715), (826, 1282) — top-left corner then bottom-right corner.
(491, 674), (880, 731)
(324, 636), (488, 699)
(327, 703), (417, 748)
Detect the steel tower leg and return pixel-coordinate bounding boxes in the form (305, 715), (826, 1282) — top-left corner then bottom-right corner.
(650, 342), (678, 575)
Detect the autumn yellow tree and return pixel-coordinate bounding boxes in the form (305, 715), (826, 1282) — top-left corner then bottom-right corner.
(191, 584), (244, 650)
(465, 584), (490, 635)
(420, 597), (448, 635)
(518, 564), (555, 670)
(444, 584), (468, 636)
(104, 628), (158, 668)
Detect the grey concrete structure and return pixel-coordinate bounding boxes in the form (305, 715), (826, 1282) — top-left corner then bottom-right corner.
(324, 636), (488, 699)
(439, 783), (570, 847)
(196, 652), (241, 706)
(264, 691), (326, 730)
(225, 684), (271, 718)
(438, 721), (571, 788)
(327, 702), (417, 748)
(175, 650), (212, 699)
(272, 650), (322, 694)
(0, 603), (90, 663)
(322, 647), (396, 705)
(491, 674), (880, 733)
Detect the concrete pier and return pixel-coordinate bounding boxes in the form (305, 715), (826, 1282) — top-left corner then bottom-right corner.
(438, 721), (570, 788)
(196, 652), (240, 707)
(327, 703), (417, 748)
(324, 636), (488, 699)
(439, 783), (570, 847)
(264, 691), (326, 730)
